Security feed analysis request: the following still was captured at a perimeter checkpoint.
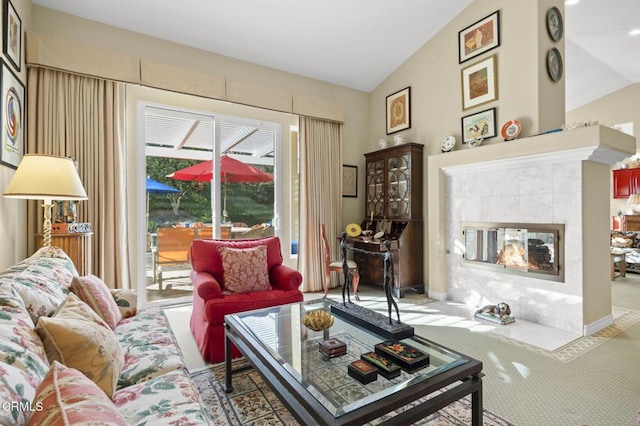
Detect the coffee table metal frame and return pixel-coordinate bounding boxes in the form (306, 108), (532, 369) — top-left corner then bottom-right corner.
(224, 300), (484, 426)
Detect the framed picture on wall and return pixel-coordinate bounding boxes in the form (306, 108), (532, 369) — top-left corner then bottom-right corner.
(342, 165), (357, 198)
(0, 60), (25, 169)
(2, 0), (22, 72)
(386, 87), (411, 135)
(458, 10), (500, 63)
(461, 108), (497, 143)
(461, 54), (498, 111)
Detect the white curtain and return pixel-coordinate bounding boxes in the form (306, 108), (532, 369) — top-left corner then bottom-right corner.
(27, 66), (130, 289)
(298, 116), (342, 293)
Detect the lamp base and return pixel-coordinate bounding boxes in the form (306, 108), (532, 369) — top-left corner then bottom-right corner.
(42, 201), (53, 247)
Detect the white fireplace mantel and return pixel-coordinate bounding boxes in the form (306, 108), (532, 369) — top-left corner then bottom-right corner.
(426, 125), (637, 336)
(442, 145), (629, 177)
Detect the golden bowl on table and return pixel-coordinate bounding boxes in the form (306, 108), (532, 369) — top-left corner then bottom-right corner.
(302, 310), (334, 331)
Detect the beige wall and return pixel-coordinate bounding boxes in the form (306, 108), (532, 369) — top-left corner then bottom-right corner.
(368, 0), (565, 288)
(566, 83), (640, 218)
(582, 160), (613, 326)
(0, 0), (30, 269)
(29, 6), (371, 225)
(368, 0), (565, 155)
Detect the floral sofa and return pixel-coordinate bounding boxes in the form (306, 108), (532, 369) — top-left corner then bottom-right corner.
(0, 246), (212, 425)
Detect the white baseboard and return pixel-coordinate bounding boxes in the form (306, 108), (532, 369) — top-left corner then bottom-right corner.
(428, 290), (447, 301)
(583, 314), (614, 336)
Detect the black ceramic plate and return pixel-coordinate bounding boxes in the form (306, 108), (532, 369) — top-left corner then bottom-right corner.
(546, 6), (563, 42)
(547, 47), (563, 82)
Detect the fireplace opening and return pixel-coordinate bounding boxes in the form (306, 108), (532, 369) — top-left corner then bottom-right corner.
(461, 223), (564, 282)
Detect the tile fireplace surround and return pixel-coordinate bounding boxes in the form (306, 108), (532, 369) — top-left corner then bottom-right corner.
(427, 125), (636, 336)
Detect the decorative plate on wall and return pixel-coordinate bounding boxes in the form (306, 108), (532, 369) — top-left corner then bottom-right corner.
(546, 7), (563, 42)
(501, 120), (522, 141)
(441, 136), (456, 153)
(547, 48), (563, 82)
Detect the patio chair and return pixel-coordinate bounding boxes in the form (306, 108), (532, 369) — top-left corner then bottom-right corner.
(153, 227), (196, 290)
(236, 223), (272, 239)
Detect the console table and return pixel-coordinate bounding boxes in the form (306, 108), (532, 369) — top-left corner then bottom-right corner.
(37, 232), (92, 275)
(621, 215), (640, 231)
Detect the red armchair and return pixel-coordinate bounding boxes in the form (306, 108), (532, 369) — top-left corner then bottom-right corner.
(189, 236), (303, 363)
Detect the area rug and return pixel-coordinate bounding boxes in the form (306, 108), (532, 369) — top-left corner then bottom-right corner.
(190, 359), (514, 425)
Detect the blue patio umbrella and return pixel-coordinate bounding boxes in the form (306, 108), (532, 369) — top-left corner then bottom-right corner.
(146, 178), (180, 220)
(146, 178), (180, 194)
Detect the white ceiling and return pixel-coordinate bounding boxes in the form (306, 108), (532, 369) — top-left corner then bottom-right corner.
(33, 0), (640, 112)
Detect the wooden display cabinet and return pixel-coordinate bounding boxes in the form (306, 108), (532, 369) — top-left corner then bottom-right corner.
(365, 143), (423, 220)
(358, 143), (424, 297)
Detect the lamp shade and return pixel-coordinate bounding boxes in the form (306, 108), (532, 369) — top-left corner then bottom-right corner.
(3, 154), (88, 200)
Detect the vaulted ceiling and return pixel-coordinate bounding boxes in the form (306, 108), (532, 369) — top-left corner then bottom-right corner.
(33, 0), (640, 112)
(33, 0), (640, 156)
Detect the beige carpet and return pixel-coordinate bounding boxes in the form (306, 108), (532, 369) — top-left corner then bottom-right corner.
(167, 281), (640, 425)
(190, 358), (514, 425)
(498, 308), (640, 363)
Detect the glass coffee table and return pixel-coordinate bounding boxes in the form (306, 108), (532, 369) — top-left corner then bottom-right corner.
(224, 298), (483, 425)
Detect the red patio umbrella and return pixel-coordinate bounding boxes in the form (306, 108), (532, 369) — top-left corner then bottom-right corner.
(167, 155), (273, 221)
(167, 155), (273, 183)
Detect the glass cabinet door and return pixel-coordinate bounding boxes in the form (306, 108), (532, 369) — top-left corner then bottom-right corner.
(366, 160), (385, 217)
(387, 154), (410, 218)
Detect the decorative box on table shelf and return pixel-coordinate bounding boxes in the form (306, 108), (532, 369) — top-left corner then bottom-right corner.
(361, 351), (401, 379)
(318, 338), (347, 358)
(374, 340), (430, 373)
(348, 360), (378, 384)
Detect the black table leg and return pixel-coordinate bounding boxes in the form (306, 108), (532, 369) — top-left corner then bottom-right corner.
(225, 331), (233, 393)
(471, 374), (483, 426)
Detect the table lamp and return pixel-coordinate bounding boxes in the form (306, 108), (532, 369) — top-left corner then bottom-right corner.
(3, 154), (88, 247)
(628, 194), (640, 214)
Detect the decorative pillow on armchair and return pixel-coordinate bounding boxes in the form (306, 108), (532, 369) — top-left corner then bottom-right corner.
(218, 245), (271, 294)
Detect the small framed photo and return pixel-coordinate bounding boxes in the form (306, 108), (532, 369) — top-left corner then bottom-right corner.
(461, 108), (497, 144)
(386, 87), (411, 135)
(342, 165), (357, 198)
(461, 54), (498, 111)
(0, 60), (24, 169)
(458, 10), (500, 64)
(3, 0), (21, 72)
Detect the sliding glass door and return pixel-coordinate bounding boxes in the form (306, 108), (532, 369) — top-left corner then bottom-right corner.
(137, 102), (282, 308)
